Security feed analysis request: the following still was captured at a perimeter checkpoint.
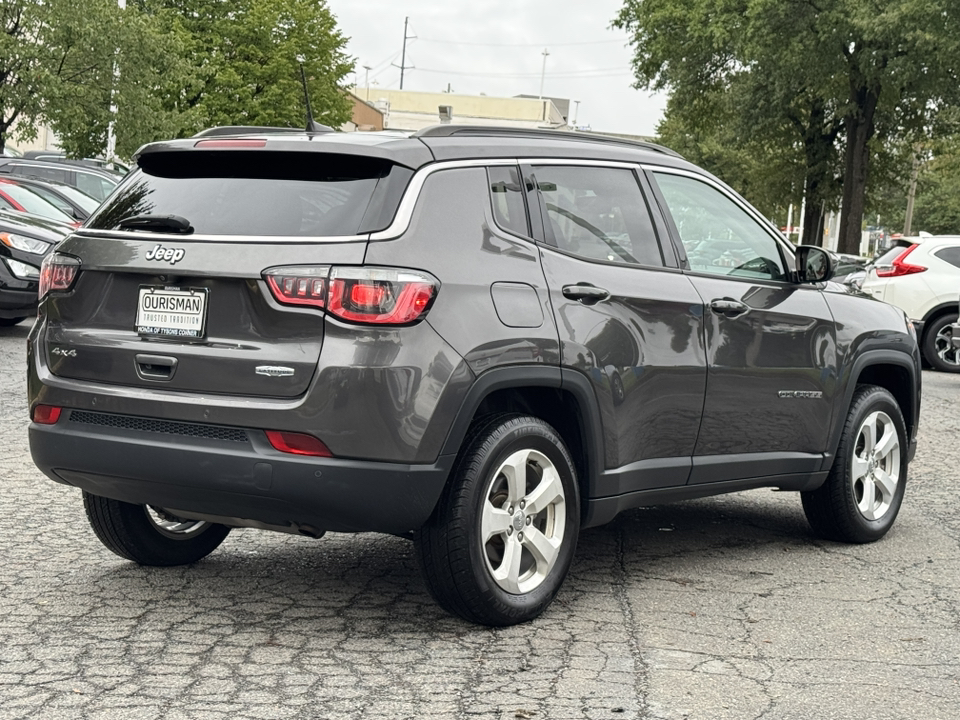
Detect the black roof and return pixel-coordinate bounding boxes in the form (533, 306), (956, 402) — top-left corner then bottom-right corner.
(0, 156), (121, 181)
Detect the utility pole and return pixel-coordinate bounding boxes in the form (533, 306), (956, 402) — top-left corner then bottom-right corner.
(903, 152), (921, 235)
(104, 0), (126, 166)
(362, 65), (371, 101)
(571, 99), (580, 127)
(396, 17), (416, 90)
(538, 48), (550, 99)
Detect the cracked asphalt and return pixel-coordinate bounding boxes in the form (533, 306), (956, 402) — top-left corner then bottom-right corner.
(2, 319), (959, 719)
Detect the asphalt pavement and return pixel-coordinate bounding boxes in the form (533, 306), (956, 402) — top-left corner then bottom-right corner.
(1, 320), (959, 720)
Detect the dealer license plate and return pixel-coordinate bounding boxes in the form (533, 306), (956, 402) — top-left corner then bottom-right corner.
(136, 286), (209, 339)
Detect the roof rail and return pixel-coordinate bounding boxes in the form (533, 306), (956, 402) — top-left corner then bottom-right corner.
(192, 125), (333, 138)
(413, 124), (682, 158)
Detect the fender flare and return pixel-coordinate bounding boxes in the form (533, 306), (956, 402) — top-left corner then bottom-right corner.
(825, 349), (920, 466)
(438, 365), (605, 499)
(921, 302), (959, 326)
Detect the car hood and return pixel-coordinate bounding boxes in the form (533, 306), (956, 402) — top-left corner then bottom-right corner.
(0, 210), (72, 243)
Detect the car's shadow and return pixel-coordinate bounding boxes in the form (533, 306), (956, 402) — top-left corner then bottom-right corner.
(72, 493), (818, 635)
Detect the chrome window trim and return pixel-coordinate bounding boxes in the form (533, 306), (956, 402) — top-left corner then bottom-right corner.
(641, 164), (797, 259)
(71, 228), (370, 244)
(369, 158), (516, 240)
(370, 157), (648, 241)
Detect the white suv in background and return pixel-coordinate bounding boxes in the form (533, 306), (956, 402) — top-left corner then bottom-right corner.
(861, 236), (960, 372)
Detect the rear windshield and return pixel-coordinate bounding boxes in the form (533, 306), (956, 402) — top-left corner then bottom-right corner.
(86, 151), (392, 237)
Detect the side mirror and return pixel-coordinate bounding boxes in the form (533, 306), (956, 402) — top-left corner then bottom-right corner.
(795, 245), (835, 283)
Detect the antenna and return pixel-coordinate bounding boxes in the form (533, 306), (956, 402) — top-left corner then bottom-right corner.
(299, 63), (328, 133)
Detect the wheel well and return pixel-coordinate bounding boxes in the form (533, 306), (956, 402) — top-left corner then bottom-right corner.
(921, 304), (958, 340)
(856, 364), (915, 437)
(474, 387), (592, 514)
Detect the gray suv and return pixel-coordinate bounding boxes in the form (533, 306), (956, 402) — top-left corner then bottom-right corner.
(27, 126), (921, 626)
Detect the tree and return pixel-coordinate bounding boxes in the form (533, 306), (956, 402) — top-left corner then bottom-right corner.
(1, 0), (354, 159)
(615, 0), (960, 254)
(138, 0), (354, 133)
(0, 0), (192, 157)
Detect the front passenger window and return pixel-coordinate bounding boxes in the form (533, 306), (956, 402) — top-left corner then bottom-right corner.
(654, 172), (787, 281)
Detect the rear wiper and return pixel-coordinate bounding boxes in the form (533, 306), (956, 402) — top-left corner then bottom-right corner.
(117, 214), (194, 234)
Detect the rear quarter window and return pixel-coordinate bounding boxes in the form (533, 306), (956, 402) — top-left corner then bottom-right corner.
(88, 152), (394, 237)
(933, 245), (960, 269)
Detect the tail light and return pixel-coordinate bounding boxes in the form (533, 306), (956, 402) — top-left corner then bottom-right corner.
(32, 405), (62, 424)
(264, 265), (438, 325)
(875, 245), (926, 277)
(38, 253), (80, 299)
(265, 430), (332, 457)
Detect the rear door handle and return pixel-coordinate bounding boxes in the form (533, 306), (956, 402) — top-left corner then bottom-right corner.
(710, 298), (749, 317)
(562, 284), (610, 305)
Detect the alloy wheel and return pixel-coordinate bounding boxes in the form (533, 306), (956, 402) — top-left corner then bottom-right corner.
(934, 325), (959, 367)
(480, 448), (567, 594)
(850, 410), (901, 521)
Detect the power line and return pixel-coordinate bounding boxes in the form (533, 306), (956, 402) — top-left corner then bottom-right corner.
(412, 66), (631, 79)
(415, 36), (629, 48)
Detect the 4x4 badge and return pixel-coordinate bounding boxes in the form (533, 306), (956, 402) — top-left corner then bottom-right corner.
(145, 244), (185, 264)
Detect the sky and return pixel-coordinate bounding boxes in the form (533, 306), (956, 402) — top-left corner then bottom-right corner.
(326, 0), (668, 137)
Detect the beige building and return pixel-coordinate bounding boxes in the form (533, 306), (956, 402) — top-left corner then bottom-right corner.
(352, 88), (567, 132)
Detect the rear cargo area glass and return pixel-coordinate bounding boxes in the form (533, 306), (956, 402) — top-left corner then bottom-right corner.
(88, 152), (390, 237)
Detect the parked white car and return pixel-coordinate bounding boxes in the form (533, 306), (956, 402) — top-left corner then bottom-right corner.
(861, 236), (960, 372)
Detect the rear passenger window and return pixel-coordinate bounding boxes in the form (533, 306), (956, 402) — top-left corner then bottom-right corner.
(533, 166), (663, 267)
(76, 173), (115, 202)
(934, 246), (960, 269)
(15, 165), (68, 184)
(487, 166), (529, 237)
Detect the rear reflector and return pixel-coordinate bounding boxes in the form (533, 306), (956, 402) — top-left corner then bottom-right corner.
(32, 405), (62, 424)
(265, 430), (333, 457)
(193, 139), (267, 148)
(263, 265), (439, 325)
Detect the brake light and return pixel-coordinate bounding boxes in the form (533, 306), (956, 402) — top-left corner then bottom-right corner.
(32, 405), (62, 424)
(875, 244), (927, 277)
(193, 139), (267, 148)
(38, 254), (80, 299)
(263, 266), (438, 325)
(265, 430), (332, 457)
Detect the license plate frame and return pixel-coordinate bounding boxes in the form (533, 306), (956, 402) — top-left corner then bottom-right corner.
(136, 286), (209, 340)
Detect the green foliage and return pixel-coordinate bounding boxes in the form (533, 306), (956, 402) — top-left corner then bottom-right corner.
(1, 0), (353, 158)
(139, 0), (353, 133)
(615, 0), (960, 252)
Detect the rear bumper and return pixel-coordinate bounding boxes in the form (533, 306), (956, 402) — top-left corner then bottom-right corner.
(0, 287), (37, 318)
(29, 411), (453, 535)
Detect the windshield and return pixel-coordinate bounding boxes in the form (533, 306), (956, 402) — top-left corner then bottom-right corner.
(0, 184), (75, 223)
(53, 184), (101, 212)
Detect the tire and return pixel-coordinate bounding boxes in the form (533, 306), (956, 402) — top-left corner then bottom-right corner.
(610, 371), (625, 406)
(921, 313), (960, 373)
(415, 414), (580, 626)
(83, 492), (231, 566)
(0, 317), (26, 327)
(801, 385), (907, 543)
